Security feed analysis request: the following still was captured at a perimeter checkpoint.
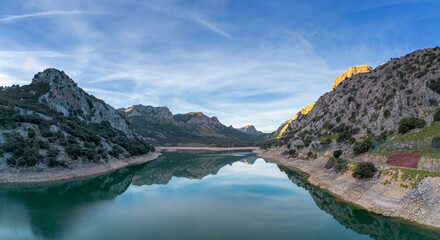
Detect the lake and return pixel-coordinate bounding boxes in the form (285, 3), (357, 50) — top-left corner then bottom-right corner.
(0, 151), (438, 240)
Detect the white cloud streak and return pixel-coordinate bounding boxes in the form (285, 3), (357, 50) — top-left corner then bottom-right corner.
(0, 10), (105, 23)
(189, 15), (231, 39)
(139, 2), (231, 39)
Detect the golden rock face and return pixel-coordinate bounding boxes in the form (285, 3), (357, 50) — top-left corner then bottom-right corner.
(275, 65), (371, 139)
(276, 102), (315, 139)
(331, 65), (372, 91)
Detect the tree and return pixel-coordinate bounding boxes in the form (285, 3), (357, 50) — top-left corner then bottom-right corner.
(352, 162), (377, 179)
(353, 140), (373, 155)
(333, 150), (343, 159)
(398, 117), (426, 134)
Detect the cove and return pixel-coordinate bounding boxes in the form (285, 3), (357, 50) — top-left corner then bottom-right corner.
(0, 151), (438, 240)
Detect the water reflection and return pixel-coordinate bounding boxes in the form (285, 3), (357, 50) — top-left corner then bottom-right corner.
(0, 151), (438, 240)
(278, 166), (440, 240)
(0, 151), (257, 239)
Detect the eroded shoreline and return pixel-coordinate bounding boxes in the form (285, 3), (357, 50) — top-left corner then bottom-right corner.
(0, 151), (161, 186)
(157, 146), (259, 152)
(254, 149), (440, 229)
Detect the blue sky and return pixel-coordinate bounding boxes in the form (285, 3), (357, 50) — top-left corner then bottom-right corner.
(0, 0), (439, 132)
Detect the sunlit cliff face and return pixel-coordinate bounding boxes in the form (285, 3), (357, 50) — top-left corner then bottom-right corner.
(275, 65), (372, 139)
(331, 65), (372, 91)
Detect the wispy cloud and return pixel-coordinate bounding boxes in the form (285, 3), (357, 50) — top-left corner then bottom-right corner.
(0, 10), (105, 23)
(139, 2), (231, 39)
(189, 15), (231, 39)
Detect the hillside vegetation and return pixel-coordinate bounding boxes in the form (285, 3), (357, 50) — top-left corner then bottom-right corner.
(0, 69), (154, 169)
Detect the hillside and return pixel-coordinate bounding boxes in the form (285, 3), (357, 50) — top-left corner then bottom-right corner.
(272, 65), (372, 139)
(122, 104), (266, 146)
(269, 47), (440, 156)
(0, 69), (154, 170)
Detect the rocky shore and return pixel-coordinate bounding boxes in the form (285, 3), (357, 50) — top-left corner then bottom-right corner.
(0, 152), (161, 186)
(255, 149), (440, 229)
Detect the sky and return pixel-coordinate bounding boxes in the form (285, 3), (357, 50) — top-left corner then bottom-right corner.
(0, 0), (439, 132)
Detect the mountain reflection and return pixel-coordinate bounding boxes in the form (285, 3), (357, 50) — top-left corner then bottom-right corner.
(0, 151), (257, 239)
(278, 166), (440, 240)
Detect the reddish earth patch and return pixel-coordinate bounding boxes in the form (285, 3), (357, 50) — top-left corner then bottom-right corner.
(386, 151), (422, 168)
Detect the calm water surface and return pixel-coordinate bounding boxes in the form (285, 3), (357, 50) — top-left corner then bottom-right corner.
(0, 151), (438, 240)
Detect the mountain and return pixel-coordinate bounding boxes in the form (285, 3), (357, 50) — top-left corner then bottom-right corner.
(272, 65), (372, 140)
(270, 47), (440, 154)
(0, 69), (154, 169)
(237, 125), (264, 135)
(121, 104), (266, 146)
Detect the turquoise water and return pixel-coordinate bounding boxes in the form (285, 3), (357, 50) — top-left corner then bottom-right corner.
(0, 151), (438, 240)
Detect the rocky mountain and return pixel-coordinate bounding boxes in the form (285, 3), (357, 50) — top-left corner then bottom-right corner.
(237, 125), (264, 135)
(272, 65), (373, 140)
(121, 104), (266, 146)
(0, 69), (154, 169)
(270, 47), (440, 154)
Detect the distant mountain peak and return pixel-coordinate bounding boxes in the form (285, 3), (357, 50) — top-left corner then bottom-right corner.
(123, 104), (174, 121)
(237, 125), (264, 135)
(176, 112), (220, 125)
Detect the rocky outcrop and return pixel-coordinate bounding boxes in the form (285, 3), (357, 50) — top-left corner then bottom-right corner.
(331, 65), (372, 91)
(237, 125), (264, 135)
(34, 69), (132, 136)
(273, 102), (316, 139)
(0, 69), (154, 171)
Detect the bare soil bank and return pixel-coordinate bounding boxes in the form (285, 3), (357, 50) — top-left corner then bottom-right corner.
(0, 152), (161, 186)
(255, 149), (440, 229)
(158, 146), (259, 152)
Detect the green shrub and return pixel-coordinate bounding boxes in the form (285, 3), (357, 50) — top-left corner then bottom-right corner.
(383, 109), (390, 118)
(427, 78), (440, 94)
(434, 109), (440, 122)
(325, 157), (336, 169)
(325, 157), (347, 173)
(432, 136), (440, 149)
(398, 117), (426, 134)
(27, 128), (36, 138)
(333, 150), (342, 159)
(353, 140), (373, 155)
(66, 144), (83, 160)
(334, 158), (348, 173)
(352, 162), (377, 179)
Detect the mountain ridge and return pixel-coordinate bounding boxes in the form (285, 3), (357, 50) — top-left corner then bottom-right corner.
(122, 104), (267, 146)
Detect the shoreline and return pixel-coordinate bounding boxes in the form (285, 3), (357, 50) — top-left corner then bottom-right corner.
(0, 151), (161, 186)
(157, 146), (259, 152)
(254, 149), (440, 229)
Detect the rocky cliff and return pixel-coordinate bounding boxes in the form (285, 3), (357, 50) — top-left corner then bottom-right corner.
(331, 65), (372, 90)
(274, 47), (440, 153)
(273, 65), (372, 140)
(0, 69), (154, 170)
